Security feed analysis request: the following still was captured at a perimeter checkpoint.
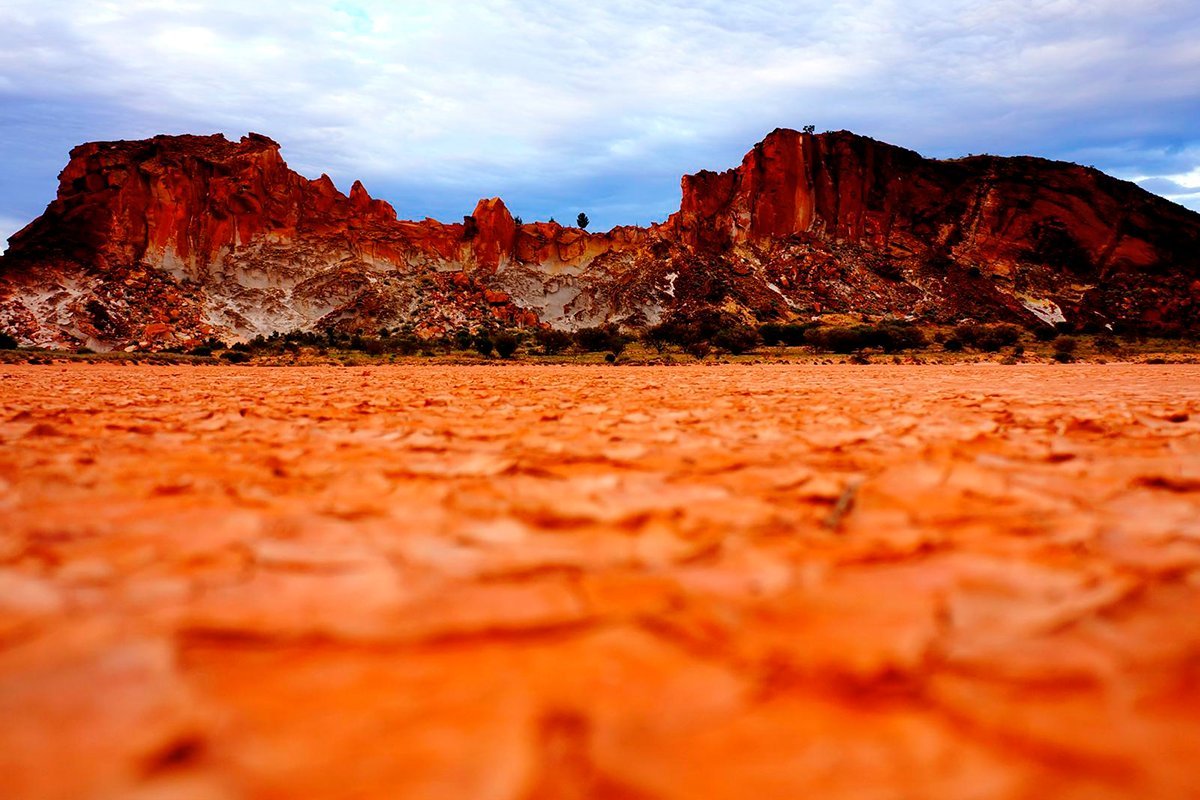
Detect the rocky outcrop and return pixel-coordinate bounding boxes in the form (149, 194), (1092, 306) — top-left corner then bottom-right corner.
(2, 128), (1198, 349)
(669, 129), (1200, 330)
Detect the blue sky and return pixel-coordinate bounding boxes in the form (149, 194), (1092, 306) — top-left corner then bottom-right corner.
(2, 0), (1199, 246)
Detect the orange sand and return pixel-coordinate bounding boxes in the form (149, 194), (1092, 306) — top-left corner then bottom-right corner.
(2, 364), (1199, 799)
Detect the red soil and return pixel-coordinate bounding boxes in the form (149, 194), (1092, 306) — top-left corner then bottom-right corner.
(2, 364), (1199, 799)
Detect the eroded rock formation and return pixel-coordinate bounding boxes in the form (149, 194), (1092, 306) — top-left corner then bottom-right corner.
(2, 129), (1198, 349)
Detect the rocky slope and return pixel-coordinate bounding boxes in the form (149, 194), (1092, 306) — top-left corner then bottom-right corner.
(2, 129), (1198, 349)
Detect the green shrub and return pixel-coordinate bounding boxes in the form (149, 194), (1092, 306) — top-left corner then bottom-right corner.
(1054, 336), (1078, 355)
(473, 334), (495, 357)
(712, 323), (760, 354)
(759, 322), (818, 346)
(389, 335), (422, 355)
(0, 331), (18, 350)
(534, 328), (572, 355)
(494, 333), (519, 359)
(573, 324), (625, 353)
(954, 323), (1021, 352)
(804, 322), (925, 354)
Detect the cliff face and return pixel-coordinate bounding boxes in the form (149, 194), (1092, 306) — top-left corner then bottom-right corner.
(2, 128), (1198, 349)
(669, 129), (1200, 328)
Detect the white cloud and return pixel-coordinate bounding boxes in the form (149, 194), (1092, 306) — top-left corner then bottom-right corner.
(1, 216), (29, 254)
(0, 0), (1198, 227)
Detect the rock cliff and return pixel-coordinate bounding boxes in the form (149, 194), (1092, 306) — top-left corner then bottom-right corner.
(2, 128), (1198, 349)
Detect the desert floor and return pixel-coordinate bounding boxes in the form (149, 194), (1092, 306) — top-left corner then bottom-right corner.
(2, 364), (1199, 799)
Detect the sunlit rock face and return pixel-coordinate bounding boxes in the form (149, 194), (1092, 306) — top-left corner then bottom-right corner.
(2, 129), (1198, 348)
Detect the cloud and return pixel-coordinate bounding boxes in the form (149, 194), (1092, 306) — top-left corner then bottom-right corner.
(1, 0), (1198, 228)
(1, 215), (30, 254)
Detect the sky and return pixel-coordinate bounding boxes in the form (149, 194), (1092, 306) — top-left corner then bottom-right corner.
(2, 0), (1199, 246)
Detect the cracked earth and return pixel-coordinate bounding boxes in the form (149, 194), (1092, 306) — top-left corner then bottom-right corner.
(2, 364), (1199, 799)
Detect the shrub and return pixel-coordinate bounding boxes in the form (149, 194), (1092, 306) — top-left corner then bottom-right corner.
(943, 337), (964, 352)
(1095, 335), (1120, 354)
(1034, 326), (1057, 341)
(759, 322), (818, 347)
(573, 324), (624, 352)
(473, 334), (495, 357)
(804, 325), (864, 353)
(1053, 336), (1078, 355)
(804, 322), (925, 354)
(642, 324), (674, 353)
(220, 350), (250, 363)
(494, 332), (519, 359)
(683, 340), (711, 359)
(954, 323), (1021, 352)
(390, 335), (422, 355)
(577, 212), (589, 229)
(873, 322), (927, 353)
(1053, 351), (1074, 363)
(534, 328), (572, 355)
(0, 331), (20, 350)
(712, 323), (760, 354)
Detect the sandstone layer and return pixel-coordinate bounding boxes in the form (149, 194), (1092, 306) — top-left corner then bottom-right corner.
(2, 129), (1199, 349)
(2, 364), (1199, 799)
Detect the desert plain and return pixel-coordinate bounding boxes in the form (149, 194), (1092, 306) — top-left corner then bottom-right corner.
(1, 363), (1199, 799)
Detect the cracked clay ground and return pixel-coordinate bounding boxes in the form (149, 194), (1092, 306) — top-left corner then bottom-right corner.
(2, 364), (1199, 800)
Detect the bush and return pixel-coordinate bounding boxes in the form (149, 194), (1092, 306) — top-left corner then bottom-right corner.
(220, 350), (250, 363)
(1053, 351), (1074, 363)
(473, 334), (495, 357)
(534, 328), (572, 355)
(1034, 326), (1057, 341)
(954, 323), (1021, 352)
(1095, 335), (1120, 354)
(874, 322), (928, 353)
(943, 337), (964, 352)
(642, 324), (674, 353)
(712, 323), (760, 354)
(390, 335), (422, 356)
(804, 322), (926, 354)
(0, 331), (18, 350)
(573, 324), (625, 353)
(759, 322), (818, 347)
(494, 333), (519, 359)
(683, 340), (712, 359)
(1053, 336), (1078, 355)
